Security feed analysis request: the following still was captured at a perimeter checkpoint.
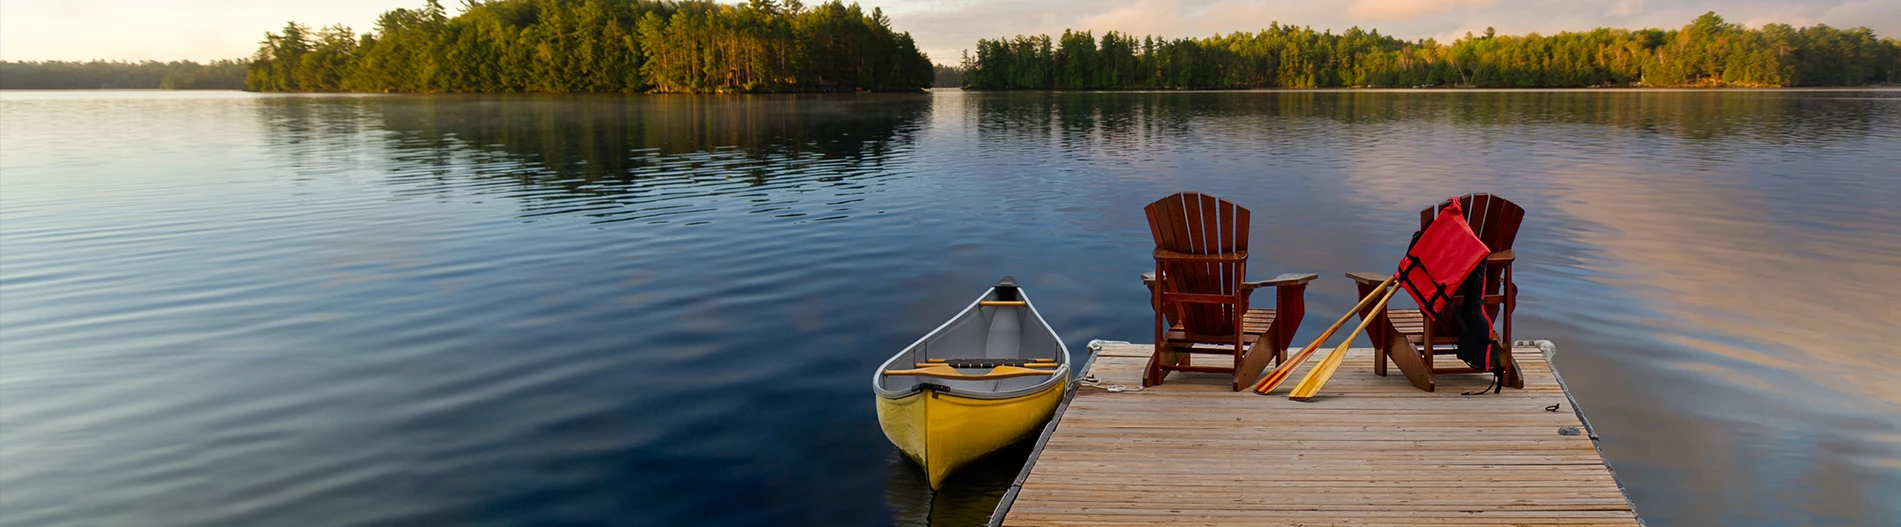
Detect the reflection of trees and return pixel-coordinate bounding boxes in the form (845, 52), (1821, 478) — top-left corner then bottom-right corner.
(255, 94), (931, 221)
(968, 90), (1887, 146)
(882, 441), (1033, 527)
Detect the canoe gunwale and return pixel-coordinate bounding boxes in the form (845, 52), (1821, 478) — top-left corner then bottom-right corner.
(872, 285), (1071, 401)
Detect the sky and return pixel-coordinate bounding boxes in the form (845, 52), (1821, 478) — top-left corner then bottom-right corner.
(2, 0), (1896, 64)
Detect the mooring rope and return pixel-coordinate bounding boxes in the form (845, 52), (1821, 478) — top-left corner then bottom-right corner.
(1078, 373), (1142, 393)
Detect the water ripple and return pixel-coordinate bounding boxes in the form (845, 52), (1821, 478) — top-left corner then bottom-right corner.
(2, 89), (1897, 527)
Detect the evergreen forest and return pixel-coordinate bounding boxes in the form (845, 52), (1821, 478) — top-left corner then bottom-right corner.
(243, 0), (932, 93)
(961, 13), (1901, 89)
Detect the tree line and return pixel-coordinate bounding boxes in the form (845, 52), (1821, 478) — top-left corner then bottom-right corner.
(244, 0), (932, 93)
(932, 64), (964, 87)
(962, 13), (1901, 89)
(0, 60), (248, 89)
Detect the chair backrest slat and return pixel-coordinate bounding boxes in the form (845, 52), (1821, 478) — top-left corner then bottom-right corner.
(1422, 193), (1524, 254)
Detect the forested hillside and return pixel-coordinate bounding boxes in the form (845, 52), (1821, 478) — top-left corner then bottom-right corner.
(962, 13), (1901, 89)
(245, 0), (932, 93)
(0, 60), (247, 89)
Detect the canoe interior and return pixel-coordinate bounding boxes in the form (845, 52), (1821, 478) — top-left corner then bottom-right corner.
(877, 287), (1069, 400)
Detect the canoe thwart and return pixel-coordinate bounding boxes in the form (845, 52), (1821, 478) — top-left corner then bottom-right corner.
(979, 301), (1028, 307)
(882, 365), (1060, 379)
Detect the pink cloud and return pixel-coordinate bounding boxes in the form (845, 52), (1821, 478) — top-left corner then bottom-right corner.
(1346, 0), (1503, 20)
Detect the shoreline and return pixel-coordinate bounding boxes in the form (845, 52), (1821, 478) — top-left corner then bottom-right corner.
(4, 85), (1900, 95)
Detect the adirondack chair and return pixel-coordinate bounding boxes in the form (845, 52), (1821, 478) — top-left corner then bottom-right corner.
(1140, 192), (1317, 391)
(1348, 193), (1525, 392)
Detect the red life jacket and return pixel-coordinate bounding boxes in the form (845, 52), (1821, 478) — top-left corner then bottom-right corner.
(1396, 199), (1492, 324)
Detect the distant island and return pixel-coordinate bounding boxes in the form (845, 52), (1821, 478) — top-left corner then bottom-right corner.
(955, 13), (1900, 89)
(243, 0), (931, 94)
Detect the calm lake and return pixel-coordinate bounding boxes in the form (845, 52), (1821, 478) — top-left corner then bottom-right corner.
(2, 89), (1897, 526)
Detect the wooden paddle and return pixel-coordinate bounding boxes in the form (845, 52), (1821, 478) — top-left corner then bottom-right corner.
(882, 364), (1058, 380)
(1252, 276), (1396, 395)
(1287, 280), (1403, 401)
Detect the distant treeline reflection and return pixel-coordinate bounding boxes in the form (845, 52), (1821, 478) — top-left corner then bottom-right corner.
(963, 12), (1901, 89)
(256, 95), (930, 209)
(245, 0), (932, 94)
(0, 60), (247, 90)
(960, 91), (1886, 147)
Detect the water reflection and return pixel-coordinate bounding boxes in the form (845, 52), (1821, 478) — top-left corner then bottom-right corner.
(2, 89), (1897, 527)
(255, 94), (933, 225)
(882, 440), (1032, 527)
(963, 89), (1890, 146)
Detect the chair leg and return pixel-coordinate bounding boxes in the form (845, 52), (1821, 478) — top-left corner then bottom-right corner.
(1386, 332), (1434, 392)
(1146, 277), (1167, 387)
(1499, 341), (1525, 389)
(1232, 342), (1246, 391)
(1353, 281), (1388, 377)
(1143, 342), (1166, 387)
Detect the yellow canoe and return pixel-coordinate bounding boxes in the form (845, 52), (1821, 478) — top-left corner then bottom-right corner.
(873, 277), (1071, 489)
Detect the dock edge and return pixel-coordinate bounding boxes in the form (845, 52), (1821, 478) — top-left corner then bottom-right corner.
(1530, 339), (1648, 527)
(984, 339), (1113, 527)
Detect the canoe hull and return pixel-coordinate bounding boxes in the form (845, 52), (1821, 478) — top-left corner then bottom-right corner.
(876, 377), (1066, 489)
(873, 278), (1071, 490)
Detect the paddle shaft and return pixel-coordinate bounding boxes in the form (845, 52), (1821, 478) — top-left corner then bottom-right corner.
(1252, 276), (1397, 394)
(1288, 281), (1403, 401)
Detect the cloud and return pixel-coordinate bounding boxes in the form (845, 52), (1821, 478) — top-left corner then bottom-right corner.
(1346, 0), (1503, 20)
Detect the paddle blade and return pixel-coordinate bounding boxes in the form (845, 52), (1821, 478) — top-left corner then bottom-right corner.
(1253, 277), (1396, 395)
(1252, 352), (1309, 394)
(1286, 283), (1401, 400)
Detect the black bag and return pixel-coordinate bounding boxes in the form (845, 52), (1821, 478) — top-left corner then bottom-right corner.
(1451, 263), (1493, 371)
(1452, 262), (1504, 394)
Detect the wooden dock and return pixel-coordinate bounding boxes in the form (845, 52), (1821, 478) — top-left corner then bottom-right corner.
(993, 341), (1641, 527)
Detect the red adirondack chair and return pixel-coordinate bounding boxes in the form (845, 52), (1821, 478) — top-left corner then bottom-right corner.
(1348, 193), (1526, 392)
(1141, 192), (1316, 391)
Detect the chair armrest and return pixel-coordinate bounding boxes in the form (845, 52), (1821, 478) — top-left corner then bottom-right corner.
(1243, 273), (1318, 290)
(1345, 272), (1390, 286)
(1486, 249), (1515, 265)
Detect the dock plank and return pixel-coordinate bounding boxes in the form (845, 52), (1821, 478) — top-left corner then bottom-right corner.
(998, 343), (1640, 527)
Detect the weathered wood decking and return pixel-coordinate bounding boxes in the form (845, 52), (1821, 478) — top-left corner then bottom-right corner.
(995, 342), (1641, 527)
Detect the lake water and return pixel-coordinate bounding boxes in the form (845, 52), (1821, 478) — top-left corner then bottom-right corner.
(2, 89), (1897, 526)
